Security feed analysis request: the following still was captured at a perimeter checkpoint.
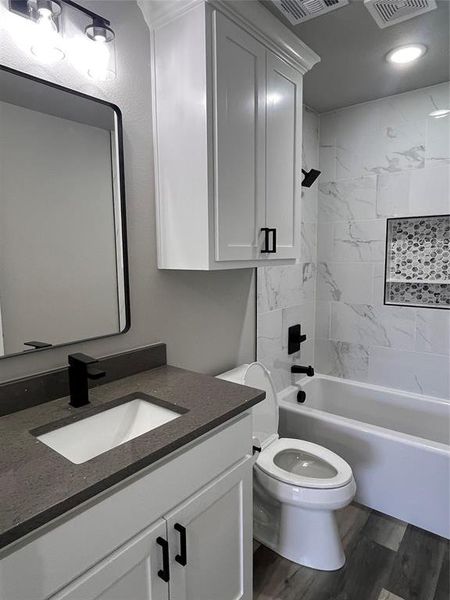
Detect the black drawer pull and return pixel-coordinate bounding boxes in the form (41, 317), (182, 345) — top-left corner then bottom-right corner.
(174, 523), (187, 566)
(156, 536), (170, 582)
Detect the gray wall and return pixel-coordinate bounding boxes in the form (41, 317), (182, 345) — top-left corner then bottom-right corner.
(0, 0), (255, 382)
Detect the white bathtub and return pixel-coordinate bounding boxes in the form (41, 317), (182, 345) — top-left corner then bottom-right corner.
(278, 374), (450, 538)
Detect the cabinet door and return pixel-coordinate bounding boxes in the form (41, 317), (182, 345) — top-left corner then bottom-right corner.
(166, 457), (253, 600)
(50, 520), (168, 600)
(265, 52), (303, 260)
(213, 11), (266, 262)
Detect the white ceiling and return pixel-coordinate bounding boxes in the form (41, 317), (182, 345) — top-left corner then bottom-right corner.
(263, 0), (450, 113)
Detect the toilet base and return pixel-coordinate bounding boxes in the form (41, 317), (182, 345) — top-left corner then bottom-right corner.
(278, 504), (345, 570)
(254, 475), (352, 571)
(255, 504), (345, 571)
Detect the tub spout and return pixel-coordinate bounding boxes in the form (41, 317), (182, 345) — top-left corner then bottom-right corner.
(291, 365), (314, 377)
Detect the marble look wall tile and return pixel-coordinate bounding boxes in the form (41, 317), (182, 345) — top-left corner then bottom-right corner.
(301, 186), (318, 224)
(257, 308), (289, 392)
(333, 220), (386, 262)
(315, 339), (369, 381)
(317, 222), (334, 261)
(333, 103), (425, 180)
(416, 310), (450, 355)
(375, 119), (426, 174)
(315, 301), (331, 340)
(319, 145), (336, 182)
(320, 112), (337, 147)
(330, 302), (416, 350)
(368, 346), (450, 399)
(376, 171), (410, 217)
(372, 262), (386, 306)
(297, 338), (314, 368)
(382, 82), (450, 124)
(318, 176), (377, 222)
(257, 263), (316, 313)
(426, 116), (450, 168)
(301, 222), (317, 263)
(317, 262), (374, 304)
(409, 166), (450, 215)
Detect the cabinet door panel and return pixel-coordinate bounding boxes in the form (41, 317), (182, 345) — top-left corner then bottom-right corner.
(51, 520), (168, 600)
(213, 11), (266, 261)
(166, 458), (252, 600)
(265, 52), (302, 260)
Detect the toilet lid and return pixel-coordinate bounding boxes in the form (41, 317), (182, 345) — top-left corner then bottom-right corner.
(256, 438), (353, 489)
(217, 362), (278, 447)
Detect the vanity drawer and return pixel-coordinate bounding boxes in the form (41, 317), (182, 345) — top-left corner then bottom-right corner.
(0, 413), (252, 600)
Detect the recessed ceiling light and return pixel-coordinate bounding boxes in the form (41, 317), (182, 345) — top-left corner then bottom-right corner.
(386, 44), (427, 64)
(429, 109), (450, 119)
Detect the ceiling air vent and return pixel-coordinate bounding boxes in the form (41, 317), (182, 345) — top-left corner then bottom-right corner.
(364, 0), (437, 28)
(273, 0), (349, 25)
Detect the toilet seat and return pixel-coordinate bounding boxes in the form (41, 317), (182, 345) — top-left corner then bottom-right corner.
(256, 438), (353, 489)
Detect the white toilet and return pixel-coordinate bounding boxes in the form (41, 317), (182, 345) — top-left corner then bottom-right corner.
(218, 362), (356, 571)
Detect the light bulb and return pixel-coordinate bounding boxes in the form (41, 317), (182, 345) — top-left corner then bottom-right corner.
(30, 9), (64, 63)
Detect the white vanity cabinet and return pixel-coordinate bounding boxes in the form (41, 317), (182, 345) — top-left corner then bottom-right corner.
(0, 415), (253, 600)
(144, 0), (319, 270)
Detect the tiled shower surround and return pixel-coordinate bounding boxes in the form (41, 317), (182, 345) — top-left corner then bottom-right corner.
(257, 83), (450, 399)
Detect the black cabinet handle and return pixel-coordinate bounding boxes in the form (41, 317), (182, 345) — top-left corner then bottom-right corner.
(174, 523), (187, 566)
(261, 227), (271, 253)
(271, 228), (277, 253)
(156, 537), (170, 582)
(261, 228), (277, 253)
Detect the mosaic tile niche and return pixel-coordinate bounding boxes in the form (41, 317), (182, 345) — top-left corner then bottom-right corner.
(385, 215), (450, 309)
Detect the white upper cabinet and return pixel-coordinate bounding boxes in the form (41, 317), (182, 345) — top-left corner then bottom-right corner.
(265, 53), (303, 261)
(144, 0), (319, 270)
(213, 13), (266, 263)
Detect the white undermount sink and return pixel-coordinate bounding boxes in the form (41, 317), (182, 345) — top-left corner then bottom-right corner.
(37, 398), (182, 464)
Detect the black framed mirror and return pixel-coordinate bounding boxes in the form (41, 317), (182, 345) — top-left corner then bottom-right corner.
(0, 64), (129, 359)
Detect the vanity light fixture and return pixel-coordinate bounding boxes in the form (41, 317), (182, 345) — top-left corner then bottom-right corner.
(29, 0), (65, 63)
(84, 17), (116, 81)
(8, 0), (116, 79)
(386, 44), (427, 64)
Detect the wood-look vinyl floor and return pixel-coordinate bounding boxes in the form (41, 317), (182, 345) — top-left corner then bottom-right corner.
(253, 504), (449, 600)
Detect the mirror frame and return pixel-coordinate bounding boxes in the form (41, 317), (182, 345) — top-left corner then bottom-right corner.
(0, 64), (130, 359)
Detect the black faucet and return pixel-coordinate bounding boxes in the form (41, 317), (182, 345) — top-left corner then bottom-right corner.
(68, 353), (106, 408)
(291, 364), (314, 377)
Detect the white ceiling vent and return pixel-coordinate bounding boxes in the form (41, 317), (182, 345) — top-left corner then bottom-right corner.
(364, 0), (437, 28)
(273, 0), (349, 25)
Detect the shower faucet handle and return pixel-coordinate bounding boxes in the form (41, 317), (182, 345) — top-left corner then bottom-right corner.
(288, 324), (307, 355)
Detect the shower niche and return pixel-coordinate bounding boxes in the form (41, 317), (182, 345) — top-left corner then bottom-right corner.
(384, 215), (449, 309)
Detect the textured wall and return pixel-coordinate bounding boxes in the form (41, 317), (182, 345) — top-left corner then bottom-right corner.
(0, 0), (255, 382)
(257, 106), (319, 391)
(315, 82), (450, 398)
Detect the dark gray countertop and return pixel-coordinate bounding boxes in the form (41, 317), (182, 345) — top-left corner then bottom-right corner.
(0, 365), (264, 551)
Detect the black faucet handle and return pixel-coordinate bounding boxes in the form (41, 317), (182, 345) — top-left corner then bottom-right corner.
(87, 366), (106, 380)
(306, 365), (314, 377)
